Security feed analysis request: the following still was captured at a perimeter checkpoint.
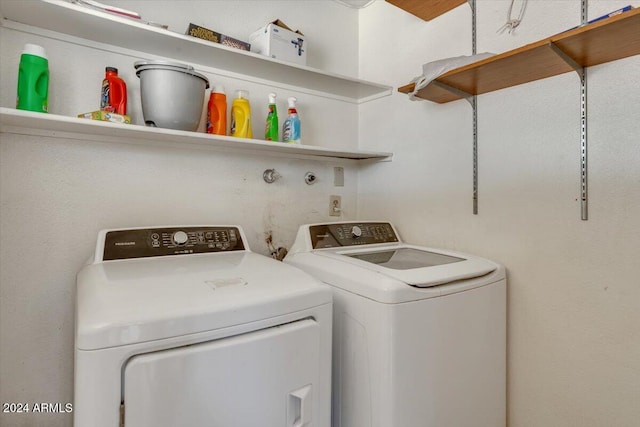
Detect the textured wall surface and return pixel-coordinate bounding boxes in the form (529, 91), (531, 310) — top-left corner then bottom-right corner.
(0, 1), (360, 426)
(2, 1), (639, 426)
(358, 1), (640, 426)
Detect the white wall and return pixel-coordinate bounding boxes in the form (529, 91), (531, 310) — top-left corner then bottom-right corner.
(0, 1), (360, 426)
(2, 1), (639, 426)
(359, 1), (640, 426)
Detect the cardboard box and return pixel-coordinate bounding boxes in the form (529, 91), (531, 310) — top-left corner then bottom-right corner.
(186, 23), (250, 51)
(186, 23), (220, 43)
(249, 19), (306, 65)
(219, 34), (251, 51)
(78, 110), (131, 124)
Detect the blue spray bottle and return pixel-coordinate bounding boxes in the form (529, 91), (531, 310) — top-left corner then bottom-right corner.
(282, 97), (301, 144)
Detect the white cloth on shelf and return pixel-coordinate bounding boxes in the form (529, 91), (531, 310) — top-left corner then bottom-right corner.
(408, 53), (495, 101)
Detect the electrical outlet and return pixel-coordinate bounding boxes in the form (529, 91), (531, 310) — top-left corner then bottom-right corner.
(329, 195), (342, 217)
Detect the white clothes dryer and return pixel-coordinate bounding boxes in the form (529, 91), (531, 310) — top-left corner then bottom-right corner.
(75, 226), (332, 427)
(284, 221), (506, 427)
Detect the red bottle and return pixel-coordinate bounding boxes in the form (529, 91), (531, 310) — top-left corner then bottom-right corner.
(100, 67), (127, 115)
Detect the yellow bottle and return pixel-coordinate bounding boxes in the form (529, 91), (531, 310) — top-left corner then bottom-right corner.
(230, 89), (252, 138)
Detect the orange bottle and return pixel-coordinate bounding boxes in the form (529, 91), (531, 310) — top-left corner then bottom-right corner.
(207, 86), (227, 135)
(100, 67), (127, 115)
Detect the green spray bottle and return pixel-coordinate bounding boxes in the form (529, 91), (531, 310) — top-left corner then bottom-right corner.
(265, 92), (278, 141)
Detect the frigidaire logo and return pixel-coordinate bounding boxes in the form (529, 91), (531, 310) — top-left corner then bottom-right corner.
(115, 242), (136, 246)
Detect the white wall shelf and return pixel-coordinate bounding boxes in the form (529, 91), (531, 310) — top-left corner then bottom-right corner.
(0, 108), (393, 161)
(0, 0), (392, 104)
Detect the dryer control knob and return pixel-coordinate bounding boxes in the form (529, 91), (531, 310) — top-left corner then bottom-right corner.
(172, 230), (189, 245)
(351, 225), (362, 238)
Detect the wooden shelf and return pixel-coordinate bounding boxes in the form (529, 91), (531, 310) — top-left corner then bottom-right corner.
(398, 7), (640, 103)
(387, 0), (467, 22)
(0, 0), (392, 104)
(0, 108), (392, 161)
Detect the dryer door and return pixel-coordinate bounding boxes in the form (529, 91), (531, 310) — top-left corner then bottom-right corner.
(123, 318), (320, 427)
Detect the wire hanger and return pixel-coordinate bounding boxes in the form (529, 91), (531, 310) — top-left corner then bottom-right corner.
(497, 0), (529, 34)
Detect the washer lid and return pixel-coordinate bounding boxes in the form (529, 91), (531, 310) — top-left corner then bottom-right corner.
(344, 247), (465, 270)
(76, 252), (331, 350)
(317, 244), (496, 288)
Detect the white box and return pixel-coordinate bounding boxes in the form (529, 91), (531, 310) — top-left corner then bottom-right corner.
(249, 20), (306, 65)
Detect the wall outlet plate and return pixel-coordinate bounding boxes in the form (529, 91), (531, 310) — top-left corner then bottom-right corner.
(329, 195), (342, 217)
(334, 167), (344, 187)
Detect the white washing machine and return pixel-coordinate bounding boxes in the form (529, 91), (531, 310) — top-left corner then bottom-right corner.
(75, 226), (332, 427)
(284, 221), (506, 427)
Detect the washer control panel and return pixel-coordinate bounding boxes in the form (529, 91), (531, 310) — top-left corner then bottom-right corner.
(103, 227), (244, 261)
(310, 222), (398, 249)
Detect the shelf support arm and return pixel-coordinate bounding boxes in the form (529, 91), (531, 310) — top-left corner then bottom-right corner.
(432, 81), (474, 106)
(548, 43), (584, 79)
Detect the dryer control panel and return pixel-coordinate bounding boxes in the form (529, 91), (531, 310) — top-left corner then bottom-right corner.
(103, 227), (245, 261)
(310, 222), (398, 249)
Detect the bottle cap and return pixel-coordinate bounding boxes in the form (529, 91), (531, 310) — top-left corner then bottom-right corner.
(213, 85), (226, 94)
(235, 90), (249, 99)
(22, 44), (47, 60)
(268, 93), (277, 104)
(287, 97), (297, 108)
(106, 66), (118, 73)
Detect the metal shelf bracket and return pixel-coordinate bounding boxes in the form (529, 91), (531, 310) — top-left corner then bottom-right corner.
(549, 40), (588, 220)
(547, 0), (589, 220)
(429, 1), (478, 215)
(469, 0), (478, 215)
(432, 81), (473, 104)
(548, 42), (584, 78)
